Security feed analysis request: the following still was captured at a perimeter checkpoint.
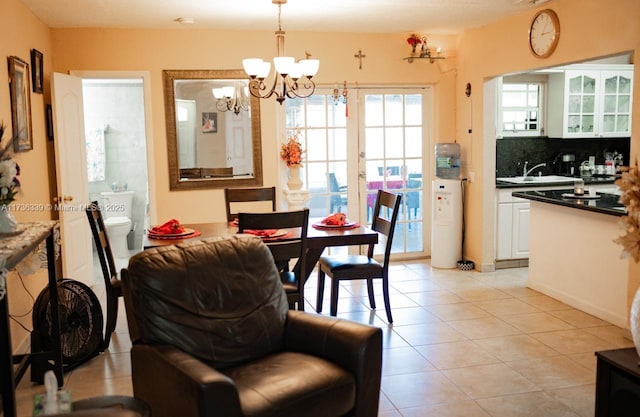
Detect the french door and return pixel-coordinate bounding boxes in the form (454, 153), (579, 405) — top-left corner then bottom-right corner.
(285, 86), (431, 259)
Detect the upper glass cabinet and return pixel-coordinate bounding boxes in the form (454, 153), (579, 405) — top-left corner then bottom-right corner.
(547, 64), (633, 138)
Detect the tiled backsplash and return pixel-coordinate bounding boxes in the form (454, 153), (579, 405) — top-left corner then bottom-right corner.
(496, 137), (630, 178)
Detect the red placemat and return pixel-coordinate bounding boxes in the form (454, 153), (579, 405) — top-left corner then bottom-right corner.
(239, 230), (293, 241)
(147, 230), (202, 240)
(312, 222), (360, 230)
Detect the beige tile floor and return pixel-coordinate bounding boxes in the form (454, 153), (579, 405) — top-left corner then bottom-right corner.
(14, 259), (634, 417)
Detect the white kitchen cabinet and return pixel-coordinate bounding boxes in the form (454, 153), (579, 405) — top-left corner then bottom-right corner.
(588, 183), (621, 195)
(496, 185), (573, 261)
(496, 189), (532, 260)
(547, 64), (633, 138)
(512, 202), (530, 258)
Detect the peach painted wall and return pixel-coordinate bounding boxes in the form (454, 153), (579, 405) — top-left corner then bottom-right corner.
(50, 29), (457, 224)
(455, 0), (640, 309)
(0, 0), (54, 352)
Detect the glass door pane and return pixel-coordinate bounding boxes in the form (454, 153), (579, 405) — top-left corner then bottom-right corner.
(285, 92), (348, 219)
(285, 86), (430, 260)
(359, 90), (427, 258)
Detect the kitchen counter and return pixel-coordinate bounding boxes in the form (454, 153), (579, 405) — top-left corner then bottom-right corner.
(496, 175), (618, 188)
(512, 189), (625, 216)
(524, 194), (629, 328)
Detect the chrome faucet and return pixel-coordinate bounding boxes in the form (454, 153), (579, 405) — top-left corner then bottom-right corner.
(523, 161), (547, 178)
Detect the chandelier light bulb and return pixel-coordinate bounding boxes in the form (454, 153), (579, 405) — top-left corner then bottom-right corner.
(299, 59), (320, 77)
(273, 57), (295, 75)
(288, 62), (303, 80)
(222, 86), (235, 98)
(242, 59), (263, 77)
(212, 88), (224, 99)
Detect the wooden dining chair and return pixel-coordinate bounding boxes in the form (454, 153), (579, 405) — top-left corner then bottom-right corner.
(201, 167), (233, 178)
(179, 168), (202, 179)
(224, 186), (277, 222)
(85, 201), (122, 350)
(238, 208), (309, 310)
(316, 190), (401, 323)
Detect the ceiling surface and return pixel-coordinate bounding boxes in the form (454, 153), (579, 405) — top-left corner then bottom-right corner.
(20, 0), (553, 34)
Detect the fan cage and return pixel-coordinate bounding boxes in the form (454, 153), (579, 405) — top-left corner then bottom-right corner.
(33, 278), (104, 366)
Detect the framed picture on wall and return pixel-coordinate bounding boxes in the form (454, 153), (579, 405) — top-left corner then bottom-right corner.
(8, 56), (33, 152)
(30, 49), (43, 94)
(202, 112), (217, 133)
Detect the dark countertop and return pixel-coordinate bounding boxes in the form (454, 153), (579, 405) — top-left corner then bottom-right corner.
(512, 189), (626, 217)
(496, 175), (619, 189)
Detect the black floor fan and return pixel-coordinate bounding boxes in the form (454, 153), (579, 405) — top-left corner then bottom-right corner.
(32, 278), (104, 378)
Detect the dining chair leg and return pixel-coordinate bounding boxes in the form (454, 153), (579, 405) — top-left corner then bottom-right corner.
(316, 269), (326, 313)
(329, 278), (339, 316)
(382, 275), (393, 324)
(104, 295), (118, 350)
(366, 278), (376, 309)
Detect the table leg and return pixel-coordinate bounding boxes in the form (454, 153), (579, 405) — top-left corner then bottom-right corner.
(45, 233), (64, 387)
(302, 247), (324, 286)
(1, 284), (17, 417)
(31, 234), (64, 386)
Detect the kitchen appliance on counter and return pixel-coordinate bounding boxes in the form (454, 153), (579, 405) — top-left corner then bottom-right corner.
(560, 153), (575, 176)
(580, 160), (594, 177)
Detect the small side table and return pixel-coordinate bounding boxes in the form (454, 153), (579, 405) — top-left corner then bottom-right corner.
(72, 395), (150, 417)
(595, 347), (640, 416)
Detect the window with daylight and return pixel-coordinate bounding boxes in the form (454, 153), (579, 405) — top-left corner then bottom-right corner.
(499, 82), (543, 136)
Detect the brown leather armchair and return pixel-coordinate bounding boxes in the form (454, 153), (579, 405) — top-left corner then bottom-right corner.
(121, 236), (382, 417)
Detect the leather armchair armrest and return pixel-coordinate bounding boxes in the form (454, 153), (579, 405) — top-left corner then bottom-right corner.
(131, 345), (243, 417)
(53, 411), (142, 417)
(283, 311), (382, 417)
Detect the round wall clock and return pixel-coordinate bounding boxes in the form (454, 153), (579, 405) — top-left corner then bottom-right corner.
(528, 9), (560, 58)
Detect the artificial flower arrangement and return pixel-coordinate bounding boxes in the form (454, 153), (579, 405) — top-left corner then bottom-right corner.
(280, 130), (304, 167)
(0, 123), (20, 207)
(614, 161), (640, 261)
(407, 33), (423, 53)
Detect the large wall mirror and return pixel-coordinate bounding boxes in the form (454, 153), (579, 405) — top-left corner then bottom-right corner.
(163, 69), (263, 190)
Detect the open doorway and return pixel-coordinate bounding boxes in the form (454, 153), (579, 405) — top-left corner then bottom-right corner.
(70, 71), (156, 276)
(81, 78), (149, 255)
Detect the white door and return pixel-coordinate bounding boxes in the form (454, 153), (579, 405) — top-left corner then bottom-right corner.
(176, 99), (196, 168)
(51, 72), (94, 286)
(224, 111), (253, 175)
(357, 89), (429, 258)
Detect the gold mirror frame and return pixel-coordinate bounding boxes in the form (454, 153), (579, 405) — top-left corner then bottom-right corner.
(163, 69), (263, 190)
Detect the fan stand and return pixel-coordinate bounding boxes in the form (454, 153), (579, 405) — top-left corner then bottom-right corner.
(457, 179), (475, 271)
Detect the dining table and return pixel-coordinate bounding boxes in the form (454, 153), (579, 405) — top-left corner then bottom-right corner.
(142, 218), (378, 285)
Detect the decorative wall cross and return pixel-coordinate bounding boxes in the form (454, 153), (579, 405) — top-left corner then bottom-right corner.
(354, 49), (366, 70)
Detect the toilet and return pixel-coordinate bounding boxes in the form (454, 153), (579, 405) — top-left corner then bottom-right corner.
(100, 190), (134, 259)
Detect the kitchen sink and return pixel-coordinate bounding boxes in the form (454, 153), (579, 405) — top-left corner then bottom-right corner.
(496, 175), (578, 184)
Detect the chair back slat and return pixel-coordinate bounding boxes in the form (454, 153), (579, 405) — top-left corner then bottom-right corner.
(86, 201), (118, 283)
(368, 190), (402, 263)
(225, 186), (277, 222)
(238, 209), (309, 310)
(86, 200), (123, 350)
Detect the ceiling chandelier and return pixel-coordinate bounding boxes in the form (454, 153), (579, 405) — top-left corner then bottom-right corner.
(212, 83), (250, 115)
(242, 0), (319, 105)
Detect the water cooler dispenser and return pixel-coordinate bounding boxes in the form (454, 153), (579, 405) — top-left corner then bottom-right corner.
(431, 143), (463, 269)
